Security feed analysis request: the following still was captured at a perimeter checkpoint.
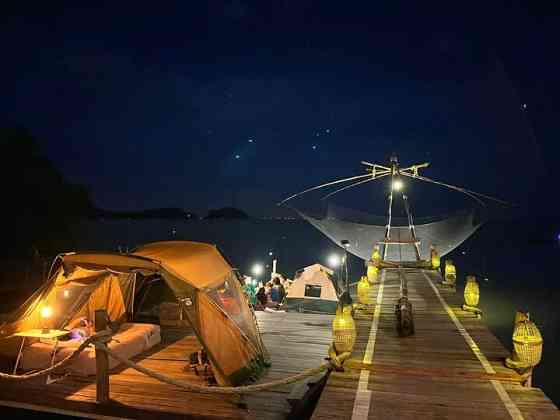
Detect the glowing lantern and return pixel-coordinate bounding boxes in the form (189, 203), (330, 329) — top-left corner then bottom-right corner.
(357, 276), (372, 305)
(430, 246), (440, 270)
(41, 306), (52, 319)
(512, 313), (543, 368)
(332, 304), (356, 354)
(366, 265), (378, 283)
(463, 275), (479, 307)
(443, 260), (456, 286)
(371, 245), (381, 267)
(41, 306), (53, 334)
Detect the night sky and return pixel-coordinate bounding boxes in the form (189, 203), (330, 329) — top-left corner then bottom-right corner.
(2, 3), (558, 220)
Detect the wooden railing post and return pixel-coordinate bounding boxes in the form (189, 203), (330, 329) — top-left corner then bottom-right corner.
(95, 309), (110, 403)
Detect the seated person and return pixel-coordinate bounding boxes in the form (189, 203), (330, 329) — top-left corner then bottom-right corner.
(68, 318), (93, 341)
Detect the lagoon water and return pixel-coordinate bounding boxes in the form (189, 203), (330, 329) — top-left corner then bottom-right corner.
(21, 218), (560, 404)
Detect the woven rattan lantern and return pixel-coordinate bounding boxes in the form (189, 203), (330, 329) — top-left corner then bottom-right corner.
(366, 265), (379, 283)
(443, 260), (456, 285)
(512, 314), (543, 368)
(332, 304), (356, 354)
(430, 246), (440, 270)
(371, 245), (381, 267)
(463, 275), (479, 307)
(357, 276), (372, 305)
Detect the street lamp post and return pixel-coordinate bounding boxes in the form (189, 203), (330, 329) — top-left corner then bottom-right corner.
(340, 240), (350, 292)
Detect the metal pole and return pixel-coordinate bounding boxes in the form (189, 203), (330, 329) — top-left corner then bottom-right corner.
(402, 192), (421, 261)
(384, 156), (398, 260)
(344, 251), (349, 292)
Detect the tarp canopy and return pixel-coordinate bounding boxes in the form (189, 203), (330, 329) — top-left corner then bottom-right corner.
(1, 241), (268, 386)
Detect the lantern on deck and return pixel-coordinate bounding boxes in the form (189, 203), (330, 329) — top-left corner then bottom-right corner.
(430, 246), (440, 270)
(332, 304), (356, 354)
(366, 265), (379, 283)
(371, 245), (381, 267)
(357, 276), (372, 305)
(463, 275), (479, 307)
(443, 260), (456, 286)
(512, 313), (543, 368)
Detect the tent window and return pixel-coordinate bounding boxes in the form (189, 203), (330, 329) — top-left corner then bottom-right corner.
(304, 284), (322, 298)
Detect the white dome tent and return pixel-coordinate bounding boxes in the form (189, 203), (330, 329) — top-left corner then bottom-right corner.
(283, 264), (339, 314)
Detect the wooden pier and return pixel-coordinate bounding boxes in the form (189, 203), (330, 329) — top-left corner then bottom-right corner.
(0, 311), (333, 419)
(313, 268), (560, 420)
(0, 268), (558, 419)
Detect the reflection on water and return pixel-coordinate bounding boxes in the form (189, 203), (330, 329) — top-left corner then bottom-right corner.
(44, 219), (560, 404)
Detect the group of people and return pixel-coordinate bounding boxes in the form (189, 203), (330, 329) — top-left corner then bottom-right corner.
(244, 276), (289, 311)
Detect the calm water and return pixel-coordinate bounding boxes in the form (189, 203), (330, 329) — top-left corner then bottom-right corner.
(7, 218), (560, 404)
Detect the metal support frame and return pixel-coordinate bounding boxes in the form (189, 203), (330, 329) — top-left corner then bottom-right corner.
(382, 154), (421, 262)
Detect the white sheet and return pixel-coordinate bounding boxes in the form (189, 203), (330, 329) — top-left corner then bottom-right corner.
(21, 323), (161, 376)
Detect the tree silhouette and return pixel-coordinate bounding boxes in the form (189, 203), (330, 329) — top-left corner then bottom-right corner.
(0, 127), (94, 256)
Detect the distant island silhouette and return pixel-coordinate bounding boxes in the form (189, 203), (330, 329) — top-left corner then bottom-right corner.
(204, 207), (249, 220)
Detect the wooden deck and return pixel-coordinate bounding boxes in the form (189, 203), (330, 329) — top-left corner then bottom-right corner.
(0, 311), (333, 419)
(313, 268), (560, 420)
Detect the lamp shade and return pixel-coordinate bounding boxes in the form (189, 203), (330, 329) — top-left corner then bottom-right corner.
(357, 276), (372, 305)
(444, 260), (456, 277)
(512, 316), (543, 367)
(464, 275), (479, 307)
(332, 304), (356, 353)
(366, 265), (378, 283)
(431, 248), (440, 269)
(371, 246), (381, 266)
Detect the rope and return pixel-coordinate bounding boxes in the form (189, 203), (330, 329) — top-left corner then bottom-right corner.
(96, 342), (332, 395)
(0, 329), (340, 395)
(0, 330), (112, 380)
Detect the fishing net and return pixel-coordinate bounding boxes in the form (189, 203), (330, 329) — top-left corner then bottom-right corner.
(291, 203), (484, 262)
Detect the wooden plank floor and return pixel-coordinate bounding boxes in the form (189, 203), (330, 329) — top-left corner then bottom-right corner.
(312, 268), (560, 420)
(0, 311), (333, 419)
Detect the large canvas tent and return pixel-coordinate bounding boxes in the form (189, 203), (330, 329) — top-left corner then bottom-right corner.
(0, 241), (268, 386)
(284, 264), (339, 314)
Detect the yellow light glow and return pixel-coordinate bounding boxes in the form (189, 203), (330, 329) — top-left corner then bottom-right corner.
(332, 304), (356, 353)
(392, 179), (403, 191)
(251, 263), (263, 276)
(63, 289), (70, 298)
(41, 306), (52, 319)
(328, 254), (341, 268)
(464, 276), (479, 307)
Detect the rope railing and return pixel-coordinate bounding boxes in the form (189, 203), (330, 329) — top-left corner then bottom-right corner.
(0, 330), (112, 380)
(96, 341), (335, 395)
(0, 329), (346, 396)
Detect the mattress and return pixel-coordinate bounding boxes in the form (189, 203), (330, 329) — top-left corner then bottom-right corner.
(21, 323), (161, 376)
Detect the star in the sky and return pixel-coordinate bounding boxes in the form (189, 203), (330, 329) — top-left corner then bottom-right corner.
(312, 145), (317, 150)
(248, 138), (254, 143)
(235, 154), (241, 159)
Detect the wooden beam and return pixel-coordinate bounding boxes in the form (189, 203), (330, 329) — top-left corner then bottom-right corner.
(94, 309), (110, 404)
